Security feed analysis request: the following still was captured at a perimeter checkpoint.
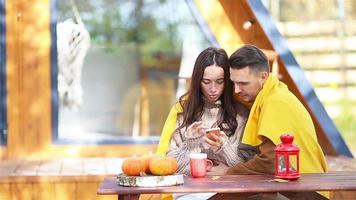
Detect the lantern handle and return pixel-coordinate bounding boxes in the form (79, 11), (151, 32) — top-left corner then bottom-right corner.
(280, 134), (294, 144)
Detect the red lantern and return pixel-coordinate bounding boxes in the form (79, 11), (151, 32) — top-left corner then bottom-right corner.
(274, 134), (300, 180)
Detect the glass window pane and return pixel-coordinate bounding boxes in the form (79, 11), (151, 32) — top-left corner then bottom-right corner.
(55, 0), (212, 143)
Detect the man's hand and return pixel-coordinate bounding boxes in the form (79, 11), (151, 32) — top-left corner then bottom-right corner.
(207, 163), (229, 175)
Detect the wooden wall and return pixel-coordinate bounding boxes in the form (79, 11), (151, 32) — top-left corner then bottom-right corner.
(2, 0), (156, 160)
(0, 177), (116, 200)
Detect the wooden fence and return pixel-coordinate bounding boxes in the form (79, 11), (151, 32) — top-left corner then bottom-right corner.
(277, 20), (356, 108)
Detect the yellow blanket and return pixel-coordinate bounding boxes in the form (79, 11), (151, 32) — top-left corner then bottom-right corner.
(242, 74), (328, 198)
(242, 74), (327, 173)
(156, 103), (182, 155)
(154, 103), (181, 200)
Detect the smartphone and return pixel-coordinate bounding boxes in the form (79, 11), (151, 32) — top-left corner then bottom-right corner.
(205, 128), (220, 141)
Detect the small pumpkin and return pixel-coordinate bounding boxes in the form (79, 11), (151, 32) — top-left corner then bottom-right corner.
(149, 156), (178, 176)
(141, 153), (156, 174)
(121, 157), (148, 176)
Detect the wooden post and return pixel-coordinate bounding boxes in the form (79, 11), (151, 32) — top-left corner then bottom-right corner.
(6, 0), (52, 159)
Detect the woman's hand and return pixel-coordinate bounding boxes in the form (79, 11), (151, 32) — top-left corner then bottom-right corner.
(203, 130), (228, 152)
(185, 121), (206, 138)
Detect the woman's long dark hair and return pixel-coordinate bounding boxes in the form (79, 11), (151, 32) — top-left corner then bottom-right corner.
(178, 47), (237, 135)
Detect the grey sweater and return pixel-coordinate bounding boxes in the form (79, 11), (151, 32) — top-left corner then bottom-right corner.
(166, 100), (257, 175)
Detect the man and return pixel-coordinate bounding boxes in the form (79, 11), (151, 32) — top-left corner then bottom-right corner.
(209, 45), (328, 199)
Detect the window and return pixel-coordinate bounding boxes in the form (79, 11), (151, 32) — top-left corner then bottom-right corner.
(53, 0), (214, 144)
(0, 0), (7, 145)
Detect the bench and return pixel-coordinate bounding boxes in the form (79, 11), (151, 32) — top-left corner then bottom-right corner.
(0, 158), (123, 200)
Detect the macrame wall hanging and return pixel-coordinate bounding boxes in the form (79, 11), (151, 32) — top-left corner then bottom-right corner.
(57, 0), (90, 110)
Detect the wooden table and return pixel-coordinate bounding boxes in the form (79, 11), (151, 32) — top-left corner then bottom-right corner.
(97, 171), (356, 200)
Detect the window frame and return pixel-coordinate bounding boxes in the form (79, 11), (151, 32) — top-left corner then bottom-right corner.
(50, 0), (218, 145)
(0, 0), (7, 145)
(51, 0), (162, 145)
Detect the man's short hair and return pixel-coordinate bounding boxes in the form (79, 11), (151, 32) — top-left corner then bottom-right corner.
(229, 44), (269, 73)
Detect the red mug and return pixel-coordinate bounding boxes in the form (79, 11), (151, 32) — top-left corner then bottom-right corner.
(189, 153), (213, 178)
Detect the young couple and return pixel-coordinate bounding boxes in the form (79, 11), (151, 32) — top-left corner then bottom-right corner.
(157, 45), (328, 199)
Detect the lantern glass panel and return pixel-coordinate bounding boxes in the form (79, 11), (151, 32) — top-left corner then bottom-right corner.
(278, 154), (286, 173)
(289, 155), (297, 172)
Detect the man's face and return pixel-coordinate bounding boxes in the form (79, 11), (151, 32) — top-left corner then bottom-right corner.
(230, 67), (268, 103)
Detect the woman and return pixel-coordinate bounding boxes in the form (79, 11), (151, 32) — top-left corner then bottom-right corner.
(157, 47), (256, 175)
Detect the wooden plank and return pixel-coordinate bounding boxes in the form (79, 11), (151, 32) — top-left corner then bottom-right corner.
(60, 158), (84, 176)
(194, 0), (273, 53)
(6, 0), (22, 159)
(286, 36), (356, 52)
(83, 158), (106, 175)
(13, 161), (41, 176)
(0, 160), (21, 176)
(193, 0), (243, 54)
(277, 20), (356, 37)
(1, 180), (117, 200)
(0, 157), (113, 183)
(37, 160), (61, 176)
(295, 52), (356, 69)
(10, 183), (32, 200)
(0, 175), (106, 184)
(314, 87), (356, 102)
(97, 195), (117, 200)
(19, 0), (52, 157)
(0, 184), (11, 200)
(0, 147), (6, 159)
(304, 70), (356, 86)
(6, 0), (52, 159)
(220, 0), (273, 49)
(76, 182), (101, 200)
(54, 182), (76, 200)
(331, 191), (356, 199)
(97, 195), (118, 200)
(32, 182), (54, 200)
(104, 158), (124, 175)
(26, 145), (156, 160)
(98, 172), (356, 195)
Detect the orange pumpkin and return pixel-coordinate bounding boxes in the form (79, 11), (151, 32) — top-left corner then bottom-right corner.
(149, 156), (178, 176)
(121, 157), (148, 176)
(141, 154), (156, 174)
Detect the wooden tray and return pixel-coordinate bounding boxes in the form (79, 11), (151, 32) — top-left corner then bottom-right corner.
(117, 173), (184, 187)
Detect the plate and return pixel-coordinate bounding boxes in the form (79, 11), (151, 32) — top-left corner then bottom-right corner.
(117, 173), (184, 187)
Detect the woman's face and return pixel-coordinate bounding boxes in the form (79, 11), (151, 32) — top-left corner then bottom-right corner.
(201, 65), (225, 103)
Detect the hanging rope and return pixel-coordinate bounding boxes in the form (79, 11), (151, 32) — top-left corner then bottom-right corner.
(57, 0), (90, 110)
